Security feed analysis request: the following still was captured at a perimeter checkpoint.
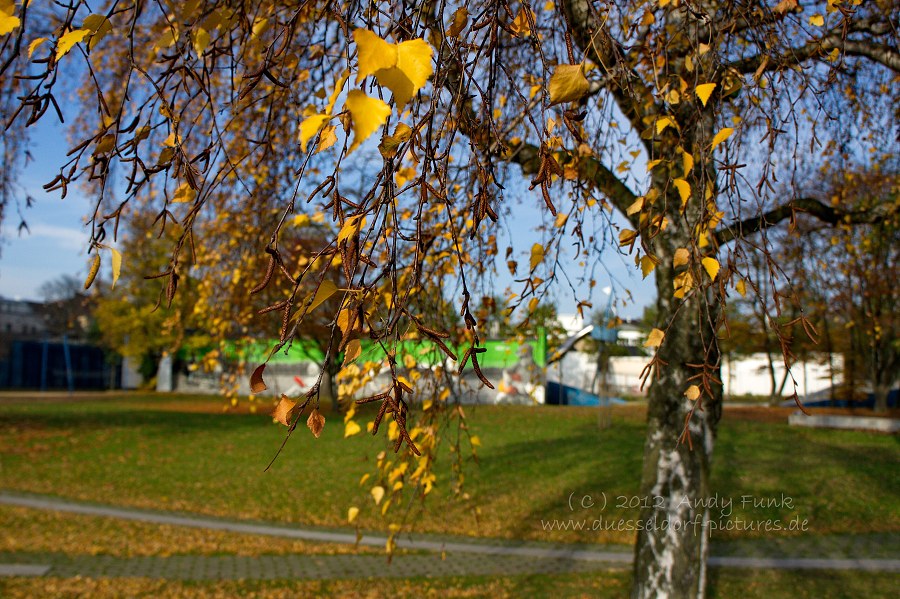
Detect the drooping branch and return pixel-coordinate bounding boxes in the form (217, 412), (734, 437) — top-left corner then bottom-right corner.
(715, 196), (899, 245)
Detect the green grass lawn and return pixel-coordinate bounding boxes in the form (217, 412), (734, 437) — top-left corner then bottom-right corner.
(1, 394), (897, 546)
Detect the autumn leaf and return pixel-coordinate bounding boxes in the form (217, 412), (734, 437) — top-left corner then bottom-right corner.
(447, 7), (469, 37)
(56, 29), (90, 60)
(0, 3), (20, 36)
(273, 395), (296, 426)
(701, 257), (720, 280)
(684, 385), (701, 401)
(370, 485), (385, 505)
(644, 328), (665, 348)
(337, 214), (365, 244)
(673, 178), (691, 207)
(694, 83), (716, 107)
(345, 419), (362, 437)
(626, 197), (644, 216)
(250, 363), (267, 394)
(344, 90), (391, 153)
(308, 280), (338, 313)
(548, 64), (590, 105)
(554, 212), (569, 228)
(299, 114), (331, 153)
(342, 338), (361, 367)
(28, 37), (47, 57)
(736, 279), (747, 297)
(682, 150), (694, 175)
(673, 247), (690, 268)
(529, 243), (545, 270)
(808, 14), (824, 27)
(82, 14), (112, 51)
(171, 182), (197, 203)
(110, 248), (123, 289)
(656, 116), (677, 134)
(306, 408), (325, 438)
(354, 30), (434, 106)
(347, 506), (360, 524)
(773, 0), (798, 14)
(640, 255), (657, 278)
(710, 127), (733, 150)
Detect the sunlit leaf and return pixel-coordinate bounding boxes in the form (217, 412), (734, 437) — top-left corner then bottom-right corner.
(710, 127), (733, 150)
(109, 248), (123, 289)
(56, 29), (90, 60)
(701, 257), (720, 280)
(354, 29), (396, 82)
(274, 395), (296, 426)
(529, 243), (544, 270)
(626, 197), (644, 216)
(0, 6), (19, 36)
(673, 178), (691, 207)
(340, 418), (360, 438)
(326, 70), (350, 115)
(548, 64), (590, 105)
(447, 7), (469, 37)
(554, 212), (569, 227)
(82, 14), (112, 51)
(171, 182), (197, 203)
(656, 116), (676, 134)
(28, 37), (47, 57)
(345, 90), (390, 153)
(694, 83), (716, 107)
(644, 328), (665, 348)
(306, 408), (325, 438)
(299, 114), (330, 153)
(673, 247), (690, 268)
(682, 150), (694, 175)
(309, 280), (338, 313)
(774, 0), (798, 14)
(640, 255), (657, 279)
(370, 485), (385, 505)
(736, 279), (747, 297)
(684, 385), (701, 401)
(192, 27), (210, 55)
(808, 14), (824, 27)
(347, 506), (360, 524)
(343, 338), (361, 367)
(377, 38), (433, 106)
(337, 214), (365, 244)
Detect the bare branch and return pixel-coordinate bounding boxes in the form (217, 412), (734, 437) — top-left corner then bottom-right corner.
(716, 196), (899, 245)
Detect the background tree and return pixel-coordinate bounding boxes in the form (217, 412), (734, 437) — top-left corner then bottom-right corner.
(1, 1), (898, 597)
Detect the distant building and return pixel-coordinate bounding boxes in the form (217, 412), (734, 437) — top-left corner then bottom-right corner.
(0, 297), (47, 339)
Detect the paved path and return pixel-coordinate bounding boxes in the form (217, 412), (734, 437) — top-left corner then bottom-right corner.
(1, 491), (898, 580)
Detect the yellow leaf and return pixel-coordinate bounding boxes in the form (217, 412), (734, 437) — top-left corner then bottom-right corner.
(640, 255), (656, 279)
(337, 214), (365, 244)
(299, 114), (330, 153)
(736, 279), (747, 297)
(774, 0), (798, 14)
(109, 248), (123, 289)
(326, 70), (349, 115)
(701, 257), (720, 280)
(673, 247), (690, 268)
(56, 29), (90, 60)
(343, 339), (361, 367)
(82, 14), (112, 51)
(619, 229), (638, 246)
(370, 485), (385, 505)
(470, 435), (481, 447)
(673, 178), (691, 207)
(345, 420), (362, 438)
(192, 27), (210, 55)
(306, 408), (325, 438)
(626, 197), (644, 216)
(656, 116), (677, 134)
(403, 353), (416, 369)
(315, 126), (338, 154)
(273, 395), (296, 426)
(354, 29), (396, 82)
(710, 127), (733, 150)
(529, 243), (545, 270)
(309, 280), (338, 313)
(28, 37), (47, 57)
(646, 158), (664, 171)
(694, 83), (716, 107)
(0, 11), (19, 37)
(808, 14), (824, 27)
(684, 385), (701, 401)
(644, 328), (665, 348)
(171, 182), (197, 203)
(377, 38), (433, 106)
(554, 212), (568, 228)
(345, 90), (390, 153)
(548, 64), (590, 106)
(682, 150), (694, 175)
(347, 506), (360, 524)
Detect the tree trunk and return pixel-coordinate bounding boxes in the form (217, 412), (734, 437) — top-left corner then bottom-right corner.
(872, 384), (889, 413)
(632, 252), (723, 599)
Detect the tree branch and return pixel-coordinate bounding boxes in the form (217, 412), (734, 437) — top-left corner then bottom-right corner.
(715, 196), (898, 245)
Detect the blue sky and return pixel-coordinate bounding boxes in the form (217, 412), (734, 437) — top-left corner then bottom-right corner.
(0, 120), (655, 319)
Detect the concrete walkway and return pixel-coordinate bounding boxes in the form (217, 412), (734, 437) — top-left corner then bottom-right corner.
(1, 492), (899, 580)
